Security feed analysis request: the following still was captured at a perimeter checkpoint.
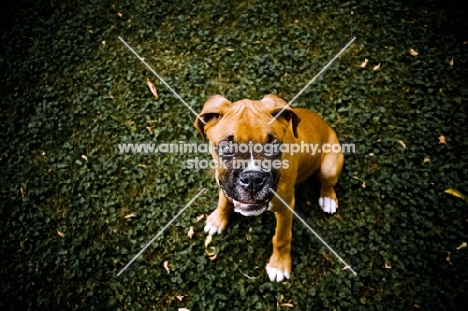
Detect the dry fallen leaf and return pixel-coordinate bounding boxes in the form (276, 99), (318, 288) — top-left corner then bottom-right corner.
(57, 230), (64, 237)
(446, 251), (453, 266)
(438, 135), (446, 144)
(20, 186), (25, 197)
(225, 48), (234, 52)
(456, 242), (467, 250)
(397, 140), (406, 149)
(384, 260), (392, 269)
(423, 156), (430, 164)
(360, 58), (369, 68)
(277, 295), (293, 307)
(164, 260), (170, 274)
(117, 12), (123, 18)
(146, 78), (158, 98)
(176, 296), (184, 301)
(124, 213), (136, 219)
(204, 234), (212, 248)
(409, 48), (419, 56)
(137, 163), (146, 168)
(81, 155), (88, 161)
(234, 262), (261, 279)
(444, 189), (468, 203)
(449, 57), (454, 66)
(196, 214), (204, 223)
(352, 176), (366, 188)
(178, 308), (190, 311)
(373, 63), (380, 70)
(187, 226), (194, 239)
(102, 41), (106, 45)
(204, 235), (218, 261)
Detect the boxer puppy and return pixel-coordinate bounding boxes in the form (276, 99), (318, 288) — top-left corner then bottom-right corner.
(194, 94), (343, 282)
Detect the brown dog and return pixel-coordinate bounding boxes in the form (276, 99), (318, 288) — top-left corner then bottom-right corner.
(194, 94), (344, 282)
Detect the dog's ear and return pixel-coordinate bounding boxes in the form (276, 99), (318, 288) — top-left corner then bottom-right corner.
(194, 95), (232, 140)
(261, 94), (300, 138)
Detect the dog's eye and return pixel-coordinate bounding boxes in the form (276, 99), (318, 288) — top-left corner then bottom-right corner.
(218, 142), (234, 156)
(271, 141), (281, 155)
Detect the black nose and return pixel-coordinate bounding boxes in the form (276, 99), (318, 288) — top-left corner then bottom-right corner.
(239, 170), (266, 191)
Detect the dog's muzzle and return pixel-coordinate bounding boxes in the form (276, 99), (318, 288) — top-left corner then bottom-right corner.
(221, 169), (275, 216)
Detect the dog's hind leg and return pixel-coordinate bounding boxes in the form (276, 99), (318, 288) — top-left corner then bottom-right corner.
(317, 149), (344, 214)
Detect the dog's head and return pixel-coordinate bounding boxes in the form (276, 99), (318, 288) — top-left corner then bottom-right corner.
(194, 94), (300, 216)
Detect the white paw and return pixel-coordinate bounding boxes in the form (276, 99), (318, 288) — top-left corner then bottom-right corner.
(266, 264), (290, 282)
(319, 197), (337, 214)
(204, 221), (223, 236)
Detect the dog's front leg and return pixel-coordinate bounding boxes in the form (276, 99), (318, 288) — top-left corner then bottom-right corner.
(266, 196), (294, 282)
(204, 190), (233, 235)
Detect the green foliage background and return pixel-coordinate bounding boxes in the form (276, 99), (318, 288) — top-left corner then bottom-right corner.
(1, 0), (467, 309)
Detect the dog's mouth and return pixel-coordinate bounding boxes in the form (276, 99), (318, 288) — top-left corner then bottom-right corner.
(224, 193), (269, 216)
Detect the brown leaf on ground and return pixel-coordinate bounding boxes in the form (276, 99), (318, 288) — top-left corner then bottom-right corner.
(397, 140), (406, 149)
(444, 189), (468, 203)
(446, 251), (453, 266)
(384, 260), (392, 269)
(146, 78), (158, 98)
(409, 48), (419, 56)
(438, 135), (446, 144)
(187, 226), (194, 239)
(164, 260), (170, 274)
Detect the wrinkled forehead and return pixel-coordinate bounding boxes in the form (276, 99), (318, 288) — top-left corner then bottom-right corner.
(212, 100), (282, 143)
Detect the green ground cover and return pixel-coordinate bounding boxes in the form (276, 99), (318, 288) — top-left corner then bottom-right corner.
(1, 0), (467, 309)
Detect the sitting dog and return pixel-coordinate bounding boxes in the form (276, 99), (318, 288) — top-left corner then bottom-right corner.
(194, 94), (344, 282)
